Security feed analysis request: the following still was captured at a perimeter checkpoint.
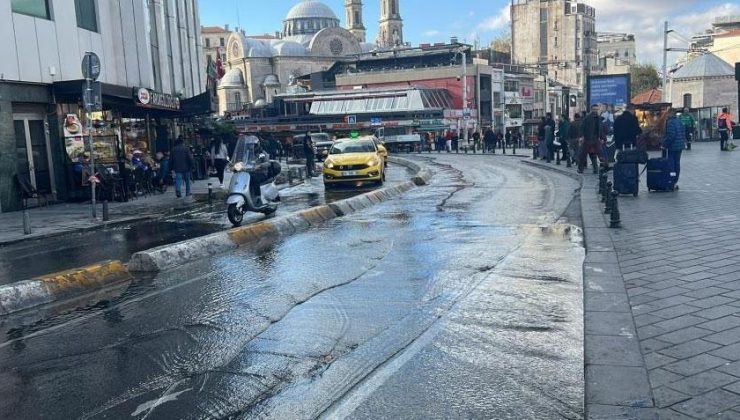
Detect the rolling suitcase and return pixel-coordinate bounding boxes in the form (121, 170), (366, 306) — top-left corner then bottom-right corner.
(613, 162), (639, 196)
(646, 157), (676, 191)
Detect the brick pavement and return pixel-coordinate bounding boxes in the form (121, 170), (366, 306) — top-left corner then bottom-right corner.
(529, 142), (740, 419)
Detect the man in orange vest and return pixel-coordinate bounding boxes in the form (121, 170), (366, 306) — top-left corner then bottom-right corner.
(718, 108), (735, 151)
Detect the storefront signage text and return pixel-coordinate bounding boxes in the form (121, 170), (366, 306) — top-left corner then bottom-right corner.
(134, 87), (181, 111)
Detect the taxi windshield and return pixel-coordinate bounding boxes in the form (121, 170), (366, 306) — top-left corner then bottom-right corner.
(329, 141), (376, 155)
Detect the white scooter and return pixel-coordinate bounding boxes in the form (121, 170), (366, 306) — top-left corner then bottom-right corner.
(226, 135), (281, 227)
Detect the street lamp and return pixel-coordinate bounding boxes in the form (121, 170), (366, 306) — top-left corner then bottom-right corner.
(453, 48), (469, 147)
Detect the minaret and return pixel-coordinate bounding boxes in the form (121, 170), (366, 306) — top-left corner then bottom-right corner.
(345, 0), (366, 43)
(378, 0), (403, 48)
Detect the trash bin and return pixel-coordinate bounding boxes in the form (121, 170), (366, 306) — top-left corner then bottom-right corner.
(733, 125), (740, 140)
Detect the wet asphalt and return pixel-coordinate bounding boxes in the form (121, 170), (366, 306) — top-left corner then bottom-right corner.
(0, 155), (584, 419)
(0, 166), (413, 283)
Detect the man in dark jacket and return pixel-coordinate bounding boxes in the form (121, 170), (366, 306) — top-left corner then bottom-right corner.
(558, 114), (571, 167)
(544, 113), (556, 162)
(613, 106), (642, 150)
(302, 132), (315, 177)
(171, 137), (194, 198)
(579, 105), (607, 174)
(483, 128), (495, 152)
(663, 108), (687, 188)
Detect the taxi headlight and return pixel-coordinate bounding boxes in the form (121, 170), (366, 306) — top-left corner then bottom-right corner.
(324, 161), (335, 169)
(366, 159), (379, 167)
(233, 162), (245, 172)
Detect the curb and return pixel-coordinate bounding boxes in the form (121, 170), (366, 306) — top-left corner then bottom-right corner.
(127, 156), (431, 273)
(0, 260), (131, 315)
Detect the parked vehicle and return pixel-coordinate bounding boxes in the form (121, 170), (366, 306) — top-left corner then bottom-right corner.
(226, 135), (281, 226)
(291, 132), (331, 160)
(323, 137), (386, 189)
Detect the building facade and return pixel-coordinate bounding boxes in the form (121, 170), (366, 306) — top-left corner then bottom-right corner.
(345, 0), (366, 43)
(596, 33), (636, 75)
(0, 0), (206, 212)
(202, 24), (232, 64)
(511, 0), (597, 112)
(377, 0), (403, 48)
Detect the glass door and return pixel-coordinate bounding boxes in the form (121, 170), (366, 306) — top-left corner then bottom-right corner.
(13, 114), (54, 195)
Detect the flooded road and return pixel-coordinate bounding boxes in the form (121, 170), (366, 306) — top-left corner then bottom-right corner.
(0, 155), (584, 419)
(0, 165), (413, 283)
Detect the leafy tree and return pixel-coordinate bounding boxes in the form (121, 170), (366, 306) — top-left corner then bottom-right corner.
(490, 30), (512, 54)
(630, 64), (661, 97)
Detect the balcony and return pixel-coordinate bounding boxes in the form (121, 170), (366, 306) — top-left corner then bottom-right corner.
(225, 102), (250, 112)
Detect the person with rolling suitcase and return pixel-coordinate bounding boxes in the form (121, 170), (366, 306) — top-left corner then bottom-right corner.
(648, 109), (685, 192)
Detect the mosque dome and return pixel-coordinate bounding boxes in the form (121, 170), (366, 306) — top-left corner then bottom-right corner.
(271, 40), (308, 56)
(282, 0), (339, 38)
(219, 68), (244, 87)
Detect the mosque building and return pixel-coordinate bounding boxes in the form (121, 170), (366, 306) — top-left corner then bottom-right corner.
(217, 0), (404, 115)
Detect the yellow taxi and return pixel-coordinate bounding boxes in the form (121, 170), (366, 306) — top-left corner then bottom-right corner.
(323, 136), (386, 188)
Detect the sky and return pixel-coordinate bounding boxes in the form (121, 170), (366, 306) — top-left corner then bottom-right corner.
(199, 0), (740, 65)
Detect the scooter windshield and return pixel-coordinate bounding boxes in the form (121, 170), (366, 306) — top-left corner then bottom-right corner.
(232, 136), (257, 167)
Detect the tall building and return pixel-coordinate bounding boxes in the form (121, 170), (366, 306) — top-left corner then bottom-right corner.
(511, 0), (597, 109)
(202, 25), (232, 64)
(0, 0), (206, 212)
(377, 0), (403, 48)
(345, 0), (366, 43)
(596, 33), (636, 75)
(690, 16), (740, 67)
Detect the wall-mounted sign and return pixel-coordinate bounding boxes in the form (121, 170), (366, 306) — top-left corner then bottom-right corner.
(587, 74), (631, 109)
(134, 87), (181, 111)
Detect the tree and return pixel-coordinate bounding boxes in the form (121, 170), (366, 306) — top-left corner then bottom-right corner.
(490, 30), (511, 54)
(630, 64), (661, 98)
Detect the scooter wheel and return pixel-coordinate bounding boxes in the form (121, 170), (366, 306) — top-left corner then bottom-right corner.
(228, 203), (244, 227)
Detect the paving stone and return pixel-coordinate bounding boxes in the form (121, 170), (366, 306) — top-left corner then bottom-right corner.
(663, 353), (730, 376)
(586, 365), (653, 407)
(697, 316), (740, 333)
(585, 275), (625, 293)
(586, 311), (636, 337)
(648, 368), (685, 388)
(694, 305), (740, 320)
(634, 314), (663, 328)
(723, 381), (740, 394)
(654, 327), (713, 345)
(644, 352), (677, 370)
(675, 265), (711, 275)
(709, 264), (740, 275)
(672, 389), (740, 418)
(648, 304), (702, 320)
(586, 404), (658, 420)
(710, 343), (740, 361)
(717, 361), (740, 378)
(586, 335), (644, 366)
(586, 292), (631, 313)
(651, 315), (707, 333)
(681, 279), (725, 290)
(688, 295), (737, 309)
(652, 386), (691, 408)
(658, 339), (722, 360)
(665, 369), (738, 396)
(680, 271), (718, 282)
(704, 327), (740, 346)
(641, 338), (674, 354)
(684, 286), (733, 299)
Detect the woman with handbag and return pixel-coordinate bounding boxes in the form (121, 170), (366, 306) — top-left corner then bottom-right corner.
(210, 137), (229, 188)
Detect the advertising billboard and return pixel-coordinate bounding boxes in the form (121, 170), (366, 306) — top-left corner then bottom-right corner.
(587, 74), (631, 111)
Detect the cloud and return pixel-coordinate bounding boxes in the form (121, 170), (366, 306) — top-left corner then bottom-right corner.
(472, 5), (511, 39)
(593, 1), (740, 65)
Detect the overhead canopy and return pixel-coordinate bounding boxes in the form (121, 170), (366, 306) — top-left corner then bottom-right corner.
(280, 88), (452, 115)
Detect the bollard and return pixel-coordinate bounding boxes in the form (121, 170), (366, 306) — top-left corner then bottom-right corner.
(604, 181), (614, 214)
(464, 146), (468, 154)
(102, 200), (110, 221)
(207, 182), (213, 206)
(598, 170), (607, 197)
(23, 207), (31, 235)
(609, 191), (621, 228)
(512, 142), (516, 155)
(556, 149), (561, 165)
(287, 168), (293, 184)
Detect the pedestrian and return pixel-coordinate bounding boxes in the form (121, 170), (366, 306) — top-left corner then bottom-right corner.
(678, 108), (695, 150)
(210, 137), (229, 188)
(451, 131), (459, 152)
(579, 105), (608, 174)
(484, 127), (495, 152)
(505, 130), (512, 148)
(568, 113), (582, 166)
(718, 108), (735, 151)
(613, 105), (642, 150)
(303, 132), (316, 177)
(472, 131), (481, 151)
(558, 114), (571, 167)
(171, 137), (194, 198)
(544, 113), (556, 163)
(662, 108), (687, 189)
(445, 130), (453, 152)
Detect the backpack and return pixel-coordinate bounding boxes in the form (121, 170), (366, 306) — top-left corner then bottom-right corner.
(719, 117), (728, 130)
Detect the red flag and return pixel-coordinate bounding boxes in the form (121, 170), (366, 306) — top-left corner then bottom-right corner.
(216, 47), (225, 79)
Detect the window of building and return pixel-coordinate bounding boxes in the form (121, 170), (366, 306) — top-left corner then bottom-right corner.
(683, 94), (692, 109)
(219, 37), (225, 47)
(493, 92), (502, 106)
(12, 0), (51, 19)
(221, 53), (226, 62)
(206, 38), (211, 48)
(74, 0), (97, 31)
(354, 11), (360, 25)
(539, 8), (548, 59)
(504, 80), (518, 92)
(234, 92), (241, 105)
(391, 0), (397, 15)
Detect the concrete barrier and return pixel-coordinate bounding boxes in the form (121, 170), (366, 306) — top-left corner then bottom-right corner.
(0, 260), (130, 315)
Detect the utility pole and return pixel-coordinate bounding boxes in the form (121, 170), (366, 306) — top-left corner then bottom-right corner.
(662, 21), (668, 101)
(462, 49), (468, 146)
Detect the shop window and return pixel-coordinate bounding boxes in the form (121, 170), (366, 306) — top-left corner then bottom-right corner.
(12, 0), (51, 19)
(75, 0), (97, 32)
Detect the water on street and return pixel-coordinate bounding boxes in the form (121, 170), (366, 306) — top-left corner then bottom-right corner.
(0, 155), (584, 419)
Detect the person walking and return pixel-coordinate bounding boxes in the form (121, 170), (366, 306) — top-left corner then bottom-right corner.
(678, 108), (695, 150)
(579, 105), (607, 174)
(210, 137), (229, 188)
(558, 114), (571, 167)
(171, 137), (194, 198)
(472, 131), (481, 151)
(302, 133), (316, 177)
(544, 113), (556, 163)
(613, 105), (642, 150)
(663, 108), (687, 189)
(484, 127), (495, 152)
(718, 108), (735, 151)
(445, 130), (453, 153)
(568, 113), (582, 167)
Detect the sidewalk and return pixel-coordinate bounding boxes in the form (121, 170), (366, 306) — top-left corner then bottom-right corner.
(0, 163), (311, 246)
(527, 142), (740, 419)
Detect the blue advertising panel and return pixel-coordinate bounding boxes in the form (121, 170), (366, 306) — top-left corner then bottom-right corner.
(587, 74), (631, 109)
